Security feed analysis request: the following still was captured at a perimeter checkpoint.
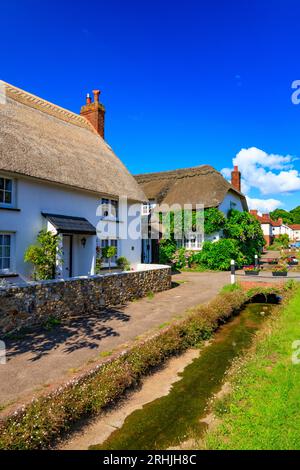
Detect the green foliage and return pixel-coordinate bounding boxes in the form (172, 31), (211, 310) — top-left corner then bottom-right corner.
(116, 257), (130, 271)
(95, 258), (102, 274)
(269, 205), (300, 225)
(204, 208), (226, 235)
(158, 239), (177, 264)
(270, 208), (294, 224)
(24, 229), (61, 280)
(102, 245), (117, 270)
(224, 210), (265, 264)
(159, 209), (265, 270)
(199, 238), (245, 270)
(290, 205), (300, 224)
(220, 283), (242, 294)
(102, 245), (117, 260)
(271, 234), (289, 250)
(204, 286), (300, 450)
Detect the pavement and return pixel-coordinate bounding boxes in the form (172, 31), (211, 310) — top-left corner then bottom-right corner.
(0, 271), (229, 409)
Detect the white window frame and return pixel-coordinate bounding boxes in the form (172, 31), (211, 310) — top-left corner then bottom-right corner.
(99, 198), (119, 220)
(142, 203), (150, 216)
(0, 232), (15, 274)
(183, 232), (203, 250)
(0, 176), (16, 208)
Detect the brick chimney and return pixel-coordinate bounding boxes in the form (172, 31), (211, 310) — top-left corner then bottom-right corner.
(250, 210), (258, 216)
(231, 165), (241, 192)
(80, 90), (105, 138)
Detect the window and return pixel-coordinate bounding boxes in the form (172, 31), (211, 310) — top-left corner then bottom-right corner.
(0, 177), (13, 206)
(100, 198), (118, 219)
(230, 201), (237, 209)
(0, 234), (11, 272)
(184, 232), (203, 250)
(100, 239), (118, 264)
(142, 203), (150, 216)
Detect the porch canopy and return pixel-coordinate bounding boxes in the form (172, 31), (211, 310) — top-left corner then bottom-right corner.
(42, 213), (96, 235)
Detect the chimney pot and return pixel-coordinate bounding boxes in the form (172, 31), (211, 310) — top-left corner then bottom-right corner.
(80, 89), (105, 139)
(93, 90), (101, 103)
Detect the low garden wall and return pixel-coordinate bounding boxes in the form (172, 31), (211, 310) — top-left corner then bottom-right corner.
(0, 265), (171, 334)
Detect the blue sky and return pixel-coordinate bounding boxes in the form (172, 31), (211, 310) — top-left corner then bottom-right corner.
(2, 0), (300, 211)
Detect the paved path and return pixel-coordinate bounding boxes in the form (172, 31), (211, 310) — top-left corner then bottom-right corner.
(0, 271), (229, 409)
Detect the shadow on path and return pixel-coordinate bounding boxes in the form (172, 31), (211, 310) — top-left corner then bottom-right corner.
(6, 308), (130, 362)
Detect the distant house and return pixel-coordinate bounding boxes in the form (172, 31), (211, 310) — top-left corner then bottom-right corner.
(135, 165), (248, 262)
(290, 225), (300, 241)
(250, 210), (295, 246)
(0, 82), (145, 281)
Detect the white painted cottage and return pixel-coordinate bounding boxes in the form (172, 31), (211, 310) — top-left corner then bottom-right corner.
(135, 165), (248, 262)
(0, 82), (146, 281)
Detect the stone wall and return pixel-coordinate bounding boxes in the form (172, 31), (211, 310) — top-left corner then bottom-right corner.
(0, 266), (171, 334)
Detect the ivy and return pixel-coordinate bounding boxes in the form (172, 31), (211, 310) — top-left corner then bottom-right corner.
(204, 208), (226, 235)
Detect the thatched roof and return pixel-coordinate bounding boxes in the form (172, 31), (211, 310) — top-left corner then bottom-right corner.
(0, 81), (145, 202)
(135, 165), (248, 210)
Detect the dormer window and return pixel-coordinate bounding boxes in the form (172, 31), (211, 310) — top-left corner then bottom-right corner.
(0, 177), (13, 206)
(100, 198), (118, 219)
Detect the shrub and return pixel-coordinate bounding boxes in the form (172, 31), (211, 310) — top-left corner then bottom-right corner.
(224, 210), (265, 264)
(199, 239), (244, 270)
(24, 230), (61, 280)
(116, 257), (130, 271)
(159, 239), (177, 264)
(271, 234), (289, 250)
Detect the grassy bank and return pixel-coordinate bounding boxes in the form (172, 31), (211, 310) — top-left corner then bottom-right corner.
(203, 284), (300, 450)
(0, 284), (287, 450)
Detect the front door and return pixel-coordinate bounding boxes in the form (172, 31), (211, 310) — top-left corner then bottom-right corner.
(62, 235), (72, 278)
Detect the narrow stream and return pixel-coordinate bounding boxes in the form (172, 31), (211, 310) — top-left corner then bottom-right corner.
(91, 300), (277, 450)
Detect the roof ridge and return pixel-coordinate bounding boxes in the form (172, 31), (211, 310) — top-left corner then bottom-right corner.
(1, 80), (95, 132)
(135, 165), (216, 180)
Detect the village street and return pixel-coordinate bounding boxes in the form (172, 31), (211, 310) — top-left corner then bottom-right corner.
(0, 271), (229, 410)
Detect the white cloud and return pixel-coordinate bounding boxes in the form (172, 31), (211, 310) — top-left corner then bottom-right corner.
(246, 196), (283, 214)
(222, 147), (300, 196)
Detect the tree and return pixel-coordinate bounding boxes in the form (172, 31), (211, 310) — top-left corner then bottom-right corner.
(102, 245), (117, 271)
(290, 206), (300, 224)
(270, 208), (294, 225)
(24, 229), (61, 280)
(224, 210), (265, 264)
(272, 234), (289, 249)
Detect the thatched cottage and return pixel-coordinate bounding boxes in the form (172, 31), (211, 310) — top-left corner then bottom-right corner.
(135, 165), (248, 262)
(0, 81), (145, 280)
